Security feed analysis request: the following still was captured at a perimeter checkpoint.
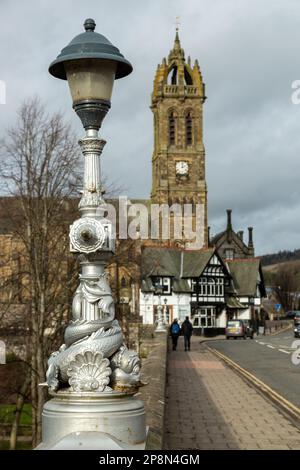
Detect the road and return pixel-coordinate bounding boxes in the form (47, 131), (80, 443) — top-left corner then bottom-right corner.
(209, 327), (300, 409)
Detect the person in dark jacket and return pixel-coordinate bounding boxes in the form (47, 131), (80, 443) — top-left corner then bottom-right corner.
(170, 318), (181, 351)
(181, 316), (193, 351)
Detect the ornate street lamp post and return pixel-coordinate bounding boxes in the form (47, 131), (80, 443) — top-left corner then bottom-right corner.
(163, 297), (168, 325)
(154, 285), (166, 333)
(37, 19), (146, 450)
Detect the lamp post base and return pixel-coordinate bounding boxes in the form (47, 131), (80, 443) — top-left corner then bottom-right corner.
(155, 323), (167, 333)
(36, 390), (147, 450)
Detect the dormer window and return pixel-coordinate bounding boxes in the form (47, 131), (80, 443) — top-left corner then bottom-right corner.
(225, 249), (234, 260)
(152, 276), (171, 294)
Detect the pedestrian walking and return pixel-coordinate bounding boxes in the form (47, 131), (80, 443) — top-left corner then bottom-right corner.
(170, 318), (181, 351)
(181, 316), (193, 351)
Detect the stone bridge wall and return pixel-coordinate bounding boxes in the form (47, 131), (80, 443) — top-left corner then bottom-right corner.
(131, 325), (168, 450)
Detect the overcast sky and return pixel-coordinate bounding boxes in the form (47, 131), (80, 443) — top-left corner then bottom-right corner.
(0, 0), (299, 255)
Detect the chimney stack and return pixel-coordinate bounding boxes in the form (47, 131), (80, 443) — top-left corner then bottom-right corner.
(248, 227), (253, 248)
(226, 209), (232, 231)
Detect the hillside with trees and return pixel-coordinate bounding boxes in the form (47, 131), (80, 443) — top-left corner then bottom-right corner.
(261, 249), (300, 267)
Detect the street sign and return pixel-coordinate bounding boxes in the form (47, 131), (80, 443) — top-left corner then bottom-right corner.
(275, 303), (281, 312)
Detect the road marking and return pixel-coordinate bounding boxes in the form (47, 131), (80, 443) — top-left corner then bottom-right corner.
(278, 349), (290, 354)
(207, 346), (300, 421)
(258, 342), (266, 345)
(267, 345), (275, 349)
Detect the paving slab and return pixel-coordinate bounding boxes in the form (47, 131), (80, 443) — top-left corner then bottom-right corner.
(164, 336), (300, 450)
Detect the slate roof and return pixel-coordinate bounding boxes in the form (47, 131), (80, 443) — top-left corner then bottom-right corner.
(141, 246), (217, 293)
(141, 247), (215, 277)
(181, 249), (215, 277)
(173, 279), (192, 293)
(226, 258), (262, 296)
(210, 229), (249, 253)
(141, 247), (182, 277)
(141, 247), (265, 299)
(210, 231), (224, 245)
(226, 296), (245, 309)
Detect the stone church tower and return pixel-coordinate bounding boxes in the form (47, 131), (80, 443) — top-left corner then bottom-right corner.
(150, 29), (208, 248)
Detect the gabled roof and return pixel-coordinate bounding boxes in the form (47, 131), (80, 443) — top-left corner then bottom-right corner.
(227, 258), (263, 296)
(141, 246), (229, 293)
(141, 247), (181, 277)
(182, 249), (215, 277)
(141, 246), (216, 279)
(210, 210), (254, 257)
(226, 296), (246, 309)
(173, 278), (192, 293)
(210, 229), (248, 253)
(141, 278), (153, 293)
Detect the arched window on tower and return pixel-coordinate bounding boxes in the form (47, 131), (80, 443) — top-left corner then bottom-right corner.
(168, 65), (178, 85)
(185, 112), (193, 146)
(168, 111), (176, 145)
(184, 67), (193, 85)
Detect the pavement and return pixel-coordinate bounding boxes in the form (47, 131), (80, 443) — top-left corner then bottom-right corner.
(164, 336), (300, 450)
(209, 328), (300, 409)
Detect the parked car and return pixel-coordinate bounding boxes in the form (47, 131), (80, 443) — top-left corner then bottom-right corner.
(294, 312), (300, 326)
(294, 324), (300, 338)
(225, 319), (254, 340)
(242, 319), (255, 339)
(284, 311), (300, 323)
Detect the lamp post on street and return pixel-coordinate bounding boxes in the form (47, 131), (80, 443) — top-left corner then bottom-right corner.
(163, 297), (168, 326)
(154, 285), (166, 333)
(37, 19), (146, 450)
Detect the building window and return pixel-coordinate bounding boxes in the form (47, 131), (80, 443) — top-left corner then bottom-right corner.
(193, 307), (216, 328)
(152, 276), (171, 294)
(215, 278), (224, 296)
(191, 277), (224, 297)
(225, 249), (234, 260)
(121, 276), (127, 288)
(186, 112), (193, 145)
(169, 112), (176, 145)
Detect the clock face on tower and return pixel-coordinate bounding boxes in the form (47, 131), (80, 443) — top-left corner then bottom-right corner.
(176, 161), (189, 177)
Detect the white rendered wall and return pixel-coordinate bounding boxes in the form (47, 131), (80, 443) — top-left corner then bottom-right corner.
(139, 290), (191, 325)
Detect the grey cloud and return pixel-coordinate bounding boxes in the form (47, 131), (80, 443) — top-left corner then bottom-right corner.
(0, 0), (299, 255)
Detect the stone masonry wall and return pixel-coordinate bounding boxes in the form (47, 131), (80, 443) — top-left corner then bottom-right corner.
(136, 329), (168, 450)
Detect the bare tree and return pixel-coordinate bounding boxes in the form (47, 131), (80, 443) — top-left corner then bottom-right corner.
(273, 264), (299, 312)
(0, 97), (81, 447)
